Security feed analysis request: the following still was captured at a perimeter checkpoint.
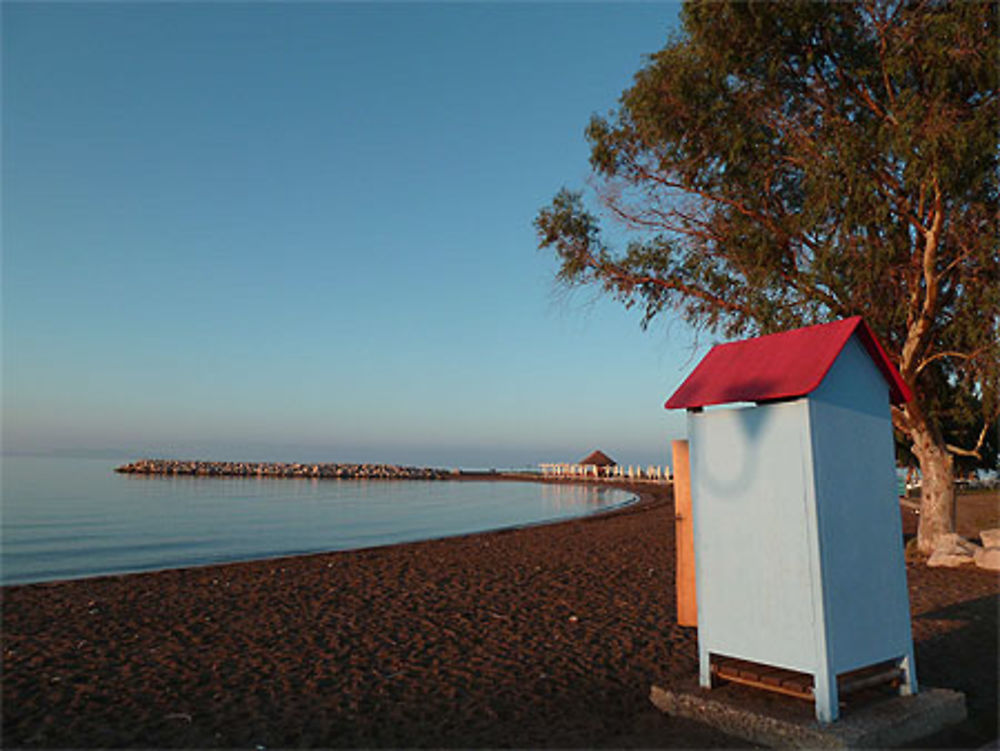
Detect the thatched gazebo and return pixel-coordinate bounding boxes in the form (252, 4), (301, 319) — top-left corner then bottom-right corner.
(579, 450), (617, 467)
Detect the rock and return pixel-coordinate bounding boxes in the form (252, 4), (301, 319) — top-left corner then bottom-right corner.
(933, 533), (981, 556)
(113, 457), (452, 481)
(927, 551), (975, 568)
(927, 534), (981, 568)
(973, 546), (1000, 572)
(979, 528), (1000, 548)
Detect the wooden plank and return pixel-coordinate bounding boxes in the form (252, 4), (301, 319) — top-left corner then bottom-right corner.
(710, 655), (903, 703)
(725, 658), (760, 680)
(757, 666), (792, 688)
(712, 657), (815, 701)
(779, 672), (814, 694)
(712, 666), (814, 701)
(715, 658), (749, 679)
(672, 441), (697, 628)
(837, 660), (895, 683)
(839, 667), (903, 695)
(736, 661), (764, 680)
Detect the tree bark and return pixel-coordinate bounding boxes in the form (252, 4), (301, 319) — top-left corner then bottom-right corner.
(906, 409), (956, 554)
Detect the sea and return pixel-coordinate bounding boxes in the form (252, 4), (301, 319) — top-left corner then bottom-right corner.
(0, 456), (634, 586)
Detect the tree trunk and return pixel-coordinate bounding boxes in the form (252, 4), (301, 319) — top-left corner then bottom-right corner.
(909, 419), (956, 555)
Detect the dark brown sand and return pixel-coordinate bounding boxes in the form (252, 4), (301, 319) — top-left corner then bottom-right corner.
(3, 482), (997, 748)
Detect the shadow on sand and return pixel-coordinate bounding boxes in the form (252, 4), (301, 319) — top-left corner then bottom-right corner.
(908, 593), (999, 748)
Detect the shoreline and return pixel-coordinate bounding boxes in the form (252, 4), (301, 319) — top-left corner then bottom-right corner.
(3, 481), (997, 748)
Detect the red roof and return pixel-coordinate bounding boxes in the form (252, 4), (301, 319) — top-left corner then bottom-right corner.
(665, 317), (911, 409)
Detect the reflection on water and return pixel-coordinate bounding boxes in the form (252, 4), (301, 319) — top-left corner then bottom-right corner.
(539, 482), (632, 512)
(1, 457), (635, 585)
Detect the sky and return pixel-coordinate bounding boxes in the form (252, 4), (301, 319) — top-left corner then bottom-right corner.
(3, 1), (712, 469)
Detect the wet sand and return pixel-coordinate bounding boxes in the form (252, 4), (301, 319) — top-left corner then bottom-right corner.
(3, 482), (998, 748)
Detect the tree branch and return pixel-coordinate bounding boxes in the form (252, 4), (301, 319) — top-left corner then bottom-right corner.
(594, 255), (754, 320)
(915, 350), (975, 375)
(945, 418), (994, 460)
(900, 179), (945, 379)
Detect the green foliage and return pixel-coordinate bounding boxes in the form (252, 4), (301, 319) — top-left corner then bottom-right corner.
(536, 0), (999, 468)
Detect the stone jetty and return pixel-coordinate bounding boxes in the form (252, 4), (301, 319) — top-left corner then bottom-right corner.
(115, 458), (452, 480)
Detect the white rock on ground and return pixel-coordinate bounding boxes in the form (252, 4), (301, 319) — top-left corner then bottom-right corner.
(928, 552), (975, 568)
(927, 533), (981, 568)
(979, 528), (1000, 548)
(973, 546), (1000, 572)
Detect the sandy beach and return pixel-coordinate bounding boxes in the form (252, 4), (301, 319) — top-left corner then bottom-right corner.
(2, 480), (998, 748)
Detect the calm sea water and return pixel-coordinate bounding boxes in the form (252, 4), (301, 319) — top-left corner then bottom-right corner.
(0, 456), (634, 585)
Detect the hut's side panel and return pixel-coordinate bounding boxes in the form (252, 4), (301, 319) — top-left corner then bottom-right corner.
(808, 335), (915, 675)
(689, 400), (822, 673)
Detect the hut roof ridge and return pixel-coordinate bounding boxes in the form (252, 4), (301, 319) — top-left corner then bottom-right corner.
(665, 316), (911, 409)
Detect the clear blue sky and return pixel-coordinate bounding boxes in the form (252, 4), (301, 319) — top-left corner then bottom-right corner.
(3, 1), (709, 468)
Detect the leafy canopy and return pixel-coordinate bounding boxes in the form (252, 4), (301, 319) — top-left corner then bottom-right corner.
(536, 0), (998, 466)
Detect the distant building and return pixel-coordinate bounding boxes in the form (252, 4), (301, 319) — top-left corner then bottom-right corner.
(578, 450), (617, 467)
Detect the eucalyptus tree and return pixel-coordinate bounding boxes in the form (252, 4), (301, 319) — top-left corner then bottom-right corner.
(536, 0), (999, 554)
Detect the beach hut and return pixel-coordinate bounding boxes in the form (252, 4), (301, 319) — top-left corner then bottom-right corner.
(578, 450), (617, 467)
(665, 316), (917, 723)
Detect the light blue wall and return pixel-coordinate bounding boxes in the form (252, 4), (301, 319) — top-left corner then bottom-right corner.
(689, 400), (823, 673)
(808, 335), (915, 674)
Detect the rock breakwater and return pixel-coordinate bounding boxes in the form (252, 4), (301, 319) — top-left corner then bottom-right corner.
(115, 458), (452, 480)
